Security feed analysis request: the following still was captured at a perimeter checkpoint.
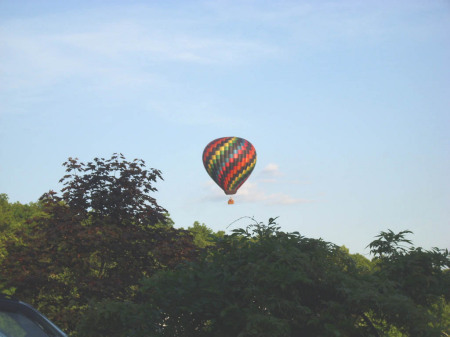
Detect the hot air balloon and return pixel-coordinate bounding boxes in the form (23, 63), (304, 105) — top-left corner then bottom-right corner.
(203, 137), (257, 203)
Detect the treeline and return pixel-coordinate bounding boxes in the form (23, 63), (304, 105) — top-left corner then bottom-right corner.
(1, 154), (449, 336)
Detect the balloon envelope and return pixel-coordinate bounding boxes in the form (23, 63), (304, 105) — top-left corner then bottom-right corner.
(203, 137), (257, 195)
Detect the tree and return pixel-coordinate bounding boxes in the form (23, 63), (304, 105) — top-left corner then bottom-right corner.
(77, 218), (450, 337)
(0, 154), (198, 333)
(367, 230), (450, 336)
(0, 194), (43, 265)
(187, 221), (225, 248)
(0, 194), (43, 228)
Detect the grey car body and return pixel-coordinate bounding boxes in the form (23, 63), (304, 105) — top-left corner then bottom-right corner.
(0, 296), (68, 337)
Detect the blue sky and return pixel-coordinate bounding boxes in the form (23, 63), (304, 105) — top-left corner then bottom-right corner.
(1, 0), (449, 255)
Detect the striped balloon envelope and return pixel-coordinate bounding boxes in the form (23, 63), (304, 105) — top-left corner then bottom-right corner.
(202, 137), (257, 196)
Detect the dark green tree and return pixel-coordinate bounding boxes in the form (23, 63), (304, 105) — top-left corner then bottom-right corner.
(77, 218), (449, 337)
(367, 230), (450, 336)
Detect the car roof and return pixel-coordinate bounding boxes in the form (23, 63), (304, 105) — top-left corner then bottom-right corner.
(0, 295), (68, 337)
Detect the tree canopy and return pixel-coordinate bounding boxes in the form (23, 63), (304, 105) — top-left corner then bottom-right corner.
(77, 218), (450, 337)
(0, 154), (198, 332)
(187, 221), (225, 248)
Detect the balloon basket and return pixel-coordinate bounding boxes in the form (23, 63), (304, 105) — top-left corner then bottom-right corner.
(228, 197), (234, 205)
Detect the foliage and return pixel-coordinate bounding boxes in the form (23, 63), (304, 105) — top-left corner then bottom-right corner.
(368, 230), (413, 258)
(0, 194), (43, 229)
(0, 194), (43, 266)
(57, 154), (168, 226)
(77, 218), (450, 336)
(2, 163), (449, 336)
(0, 154), (198, 333)
(187, 221), (225, 248)
(367, 230), (450, 335)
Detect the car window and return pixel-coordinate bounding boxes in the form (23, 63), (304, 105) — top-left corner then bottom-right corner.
(0, 310), (52, 337)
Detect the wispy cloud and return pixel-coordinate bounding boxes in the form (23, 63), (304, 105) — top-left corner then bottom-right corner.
(202, 163), (313, 205)
(236, 182), (313, 205)
(1, 0), (442, 94)
(3, 1), (437, 124)
(4, 0), (423, 92)
(0, 10), (279, 124)
(54, 20), (279, 64)
(0, 17), (279, 91)
(258, 164), (311, 185)
(206, 0), (444, 45)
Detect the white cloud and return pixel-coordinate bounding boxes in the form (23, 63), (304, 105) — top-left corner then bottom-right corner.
(258, 163), (282, 183)
(260, 163), (282, 176)
(258, 163), (311, 185)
